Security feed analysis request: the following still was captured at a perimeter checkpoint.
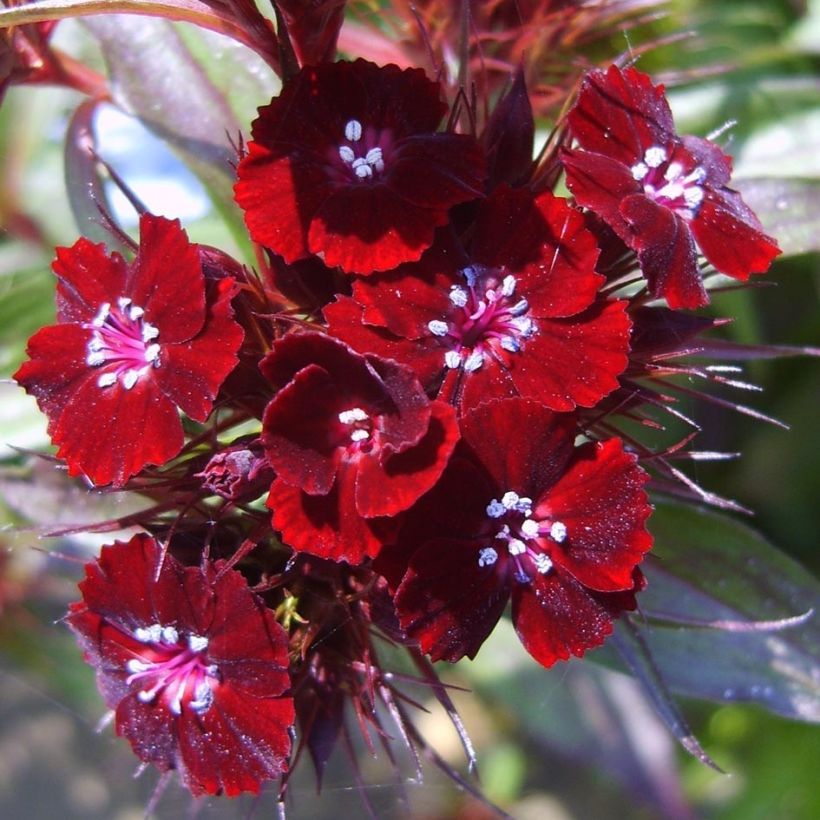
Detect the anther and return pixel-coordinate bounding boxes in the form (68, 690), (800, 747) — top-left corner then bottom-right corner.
(345, 119), (363, 142)
(478, 547), (498, 567)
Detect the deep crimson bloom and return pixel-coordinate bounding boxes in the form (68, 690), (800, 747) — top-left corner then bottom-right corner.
(260, 333), (459, 563)
(326, 186), (630, 413)
(561, 65), (780, 309)
(388, 398), (652, 667)
(66, 534), (295, 796)
(14, 215), (244, 487)
(234, 59), (485, 274)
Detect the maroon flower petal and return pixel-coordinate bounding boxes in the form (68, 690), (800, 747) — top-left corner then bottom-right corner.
(267, 475), (395, 563)
(511, 570), (618, 667)
(567, 65), (675, 165)
(539, 438), (652, 592)
(619, 193), (706, 309)
(690, 191), (781, 280)
(395, 538), (510, 661)
(129, 215), (207, 343)
(355, 400), (459, 518)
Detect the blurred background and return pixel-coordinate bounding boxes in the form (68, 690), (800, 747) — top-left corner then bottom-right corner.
(0, 0), (818, 817)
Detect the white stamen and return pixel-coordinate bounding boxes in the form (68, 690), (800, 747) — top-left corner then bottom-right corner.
(501, 491), (520, 509)
(122, 370), (140, 390)
(644, 146), (667, 168)
(188, 635), (208, 652)
(427, 320), (449, 337)
(550, 521), (567, 543)
(509, 298), (529, 317)
(464, 351), (484, 372)
(512, 316), (535, 336)
(189, 683), (214, 713)
(631, 161), (649, 181)
(117, 296), (132, 311)
(135, 624), (163, 643)
(534, 553), (553, 574)
(365, 147), (383, 166)
(97, 372), (117, 388)
(444, 350), (462, 369)
(339, 407), (368, 424)
(350, 429), (370, 442)
(338, 145), (355, 164)
(501, 336), (520, 353)
(500, 275), (517, 297)
(684, 187), (704, 208)
(126, 659), (150, 674)
(663, 161), (683, 182)
(521, 519), (540, 539)
(657, 182), (684, 201)
(128, 305), (144, 321)
(345, 119), (363, 142)
(92, 302), (111, 327)
(88, 337), (104, 352)
(86, 351), (105, 367)
(478, 547), (498, 567)
(169, 681), (185, 715)
(137, 689), (156, 704)
(144, 343), (160, 363)
(161, 626), (179, 644)
(353, 160), (373, 179)
(508, 539), (527, 556)
(461, 266), (478, 287)
(449, 286), (468, 307)
(142, 323), (159, 342)
(486, 499), (506, 518)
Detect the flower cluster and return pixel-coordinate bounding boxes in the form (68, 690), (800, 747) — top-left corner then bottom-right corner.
(10, 22), (784, 809)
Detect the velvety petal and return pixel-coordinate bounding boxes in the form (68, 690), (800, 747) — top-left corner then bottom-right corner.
(690, 190), (780, 280)
(620, 194), (707, 309)
(129, 215), (206, 343)
(54, 238), (129, 323)
(539, 438), (652, 592)
(153, 277), (243, 422)
(395, 538), (510, 661)
(235, 147), (334, 264)
(567, 65), (675, 165)
(386, 133), (485, 208)
(511, 569), (618, 668)
(355, 400), (459, 517)
(309, 182), (447, 274)
(459, 398), (576, 499)
(561, 148), (641, 242)
(52, 369), (183, 486)
(267, 475), (394, 563)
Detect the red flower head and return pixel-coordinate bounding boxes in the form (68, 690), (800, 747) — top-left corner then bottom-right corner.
(561, 65), (780, 309)
(66, 534), (295, 796)
(387, 398), (652, 667)
(260, 333), (460, 563)
(235, 59), (486, 275)
(326, 186), (631, 413)
(14, 215), (244, 487)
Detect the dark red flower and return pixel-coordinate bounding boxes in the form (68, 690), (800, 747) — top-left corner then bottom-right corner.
(561, 65), (780, 309)
(234, 59), (485, 275)
(260, 333), (459, 563)
(389, 398), (652, 667)
(66, 534), (295, 796)
(327, 186), (630, 413)
(14, 215), (244, 487)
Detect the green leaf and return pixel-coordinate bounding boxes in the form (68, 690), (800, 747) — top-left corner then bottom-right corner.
(734, 177), (820, 257)
(636, 502), (820, 722)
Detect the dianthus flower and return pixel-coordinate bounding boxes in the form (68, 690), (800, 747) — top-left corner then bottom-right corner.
(261, 333), (459, 563)
(386, 398), (652, 667)
(235, 59), (486, 275)
(326, 186), (630, 412)
(14, 215), (243, 486)
(561, 65), (780, 308)
(66, 534), (295, 796)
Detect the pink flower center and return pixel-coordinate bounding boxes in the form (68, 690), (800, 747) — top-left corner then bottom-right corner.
(84, 296), (160, 390)
(125, 623), (219, 716)
(478, 490), (567, 583)
(428, 265), (536, 373)
(631, 145), (706, 219)
(334, 119), (392, 182)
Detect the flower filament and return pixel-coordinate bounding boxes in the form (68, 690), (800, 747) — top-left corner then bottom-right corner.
(85, 296), (160, 390)
(480, 489), (567, 583)
(428, 265), (536, 372)
(125, 623), (219, 716)
(631, 145), (706, 219)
